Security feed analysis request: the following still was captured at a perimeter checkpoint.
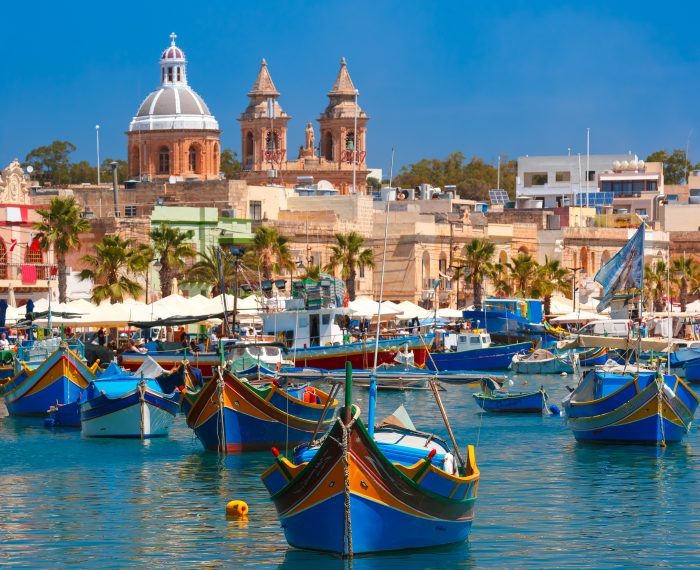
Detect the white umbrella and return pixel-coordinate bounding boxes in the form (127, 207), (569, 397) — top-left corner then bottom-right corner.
(436, 308), (463, 319)
(396, 301), (433, 321)
(550, 310), (608, 323)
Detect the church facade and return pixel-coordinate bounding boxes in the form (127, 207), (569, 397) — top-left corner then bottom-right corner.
(238, 57), (369, 194)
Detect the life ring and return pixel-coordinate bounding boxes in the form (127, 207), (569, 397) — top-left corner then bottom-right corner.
(303, 386), (317, 403)
(465, 322), (472, 331)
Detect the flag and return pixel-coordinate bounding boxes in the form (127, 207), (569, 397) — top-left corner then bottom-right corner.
(593, 224), (645, 312)
(30, 238), (41, 252)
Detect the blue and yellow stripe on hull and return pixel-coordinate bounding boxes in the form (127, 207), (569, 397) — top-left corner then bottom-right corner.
(262, 407), (479, 555)
(1, 347), (95, 417)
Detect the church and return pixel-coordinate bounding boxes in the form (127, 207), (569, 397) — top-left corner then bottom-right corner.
(127, 35), (369, 193)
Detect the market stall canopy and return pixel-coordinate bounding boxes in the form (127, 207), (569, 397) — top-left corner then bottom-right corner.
(436, 308), (463, 319)
(550, 311), (609, 323)
(557, 334), (677, 352)
(348, 297), (402, 319)
(395, 301), (433, 321)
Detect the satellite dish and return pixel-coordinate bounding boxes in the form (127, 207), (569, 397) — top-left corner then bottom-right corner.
(26, 165), (34, 174)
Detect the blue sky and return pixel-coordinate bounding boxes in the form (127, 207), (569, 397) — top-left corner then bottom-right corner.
(3, 1), (700, 175)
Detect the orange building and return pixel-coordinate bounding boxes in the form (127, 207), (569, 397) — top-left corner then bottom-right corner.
(127, 33), (221, 182)
(239, 58), (369, 194)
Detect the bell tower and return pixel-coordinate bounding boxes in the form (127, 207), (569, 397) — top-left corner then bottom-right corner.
(238, 59), (290, 174)
(318, 57), (368, 187)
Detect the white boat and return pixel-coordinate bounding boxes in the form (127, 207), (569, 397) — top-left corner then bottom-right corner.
(80, 363), (179, 438)
(512, 349), (574, 374)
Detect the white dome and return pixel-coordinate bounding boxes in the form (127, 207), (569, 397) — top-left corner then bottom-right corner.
(129, 85), (219, 132)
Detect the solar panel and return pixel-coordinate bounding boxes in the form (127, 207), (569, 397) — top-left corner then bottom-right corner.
(574, 192), (613, 206)
(489, 189), (509, 205)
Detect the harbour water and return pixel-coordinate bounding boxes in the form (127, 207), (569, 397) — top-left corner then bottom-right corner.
(1, 375), (699, 568)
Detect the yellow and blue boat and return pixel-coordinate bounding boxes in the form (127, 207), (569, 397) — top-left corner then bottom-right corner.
(0, 339), (97, 417)
(563, 369), (699, 445)
(261, 366), (480, 555)
(180, 368), (338, 452)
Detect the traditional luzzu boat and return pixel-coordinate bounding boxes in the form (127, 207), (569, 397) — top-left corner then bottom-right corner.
(261, 365), (480, 555)
(80, 362), (180, 438)
(0, 339), (97, 417)
(473, 378), (547, 413)
(563, 368), (699, 445)
(512, 349), (574, 374)
(180, 367), (338, 452)
(426, 329), (531, 371)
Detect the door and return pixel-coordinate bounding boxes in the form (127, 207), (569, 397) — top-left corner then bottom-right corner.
(310, 314), (320, 347)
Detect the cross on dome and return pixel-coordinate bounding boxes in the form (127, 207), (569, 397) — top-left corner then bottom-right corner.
(170, 32), (177, 45)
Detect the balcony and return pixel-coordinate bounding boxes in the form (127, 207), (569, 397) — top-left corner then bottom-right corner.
(0, 263), (53, 289)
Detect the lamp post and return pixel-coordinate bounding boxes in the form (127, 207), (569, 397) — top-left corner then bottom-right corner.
(95, 125), (101, 185)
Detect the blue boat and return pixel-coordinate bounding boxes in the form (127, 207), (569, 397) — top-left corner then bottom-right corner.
(261, 366), (480, 555)
(563, 369), (699, 445)
(685, 360), (700, 384)
(472, 378), (546, 413)
(427, 330), (531, 371)
(80, 362), (180, 438)
(180, 368), (338, 452)
(0, 339), (96, 417)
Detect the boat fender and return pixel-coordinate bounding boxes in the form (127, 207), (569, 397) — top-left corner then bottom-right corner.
(225, 500), (249, 520)
(548, 405), (561, 416)
(443, 452), (457, 475)
(303, 386), (317, 403)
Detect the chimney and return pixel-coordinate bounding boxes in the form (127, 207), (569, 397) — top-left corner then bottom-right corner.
(111, 162), (120, 217)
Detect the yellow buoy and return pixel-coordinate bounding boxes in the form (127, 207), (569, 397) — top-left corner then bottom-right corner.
(226, 500), (249, 519)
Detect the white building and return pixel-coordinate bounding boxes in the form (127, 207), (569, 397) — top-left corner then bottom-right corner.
(516, 153), (634, 208)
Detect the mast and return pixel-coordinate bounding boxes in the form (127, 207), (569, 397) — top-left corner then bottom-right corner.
(368, 148), (395, 437)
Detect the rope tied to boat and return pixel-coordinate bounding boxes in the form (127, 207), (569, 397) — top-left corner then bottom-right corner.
(341, 416), (355, 560)
(216, 368), (226, 454)
(657, 374), (666, 447)
(138, 374), (146, 439)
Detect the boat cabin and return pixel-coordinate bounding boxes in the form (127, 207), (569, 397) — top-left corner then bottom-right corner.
(441, 330), (492, 352)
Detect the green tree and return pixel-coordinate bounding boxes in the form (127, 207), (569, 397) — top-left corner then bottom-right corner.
(150, 224), (197, 298)
(69, 161), (97, 184)
(301, 264), (322, 281)
(645, 149), (696, 185)
(324, 231), (374, 301)
(366, 176), (381, 191)
(531, 256), (571, 316)
(488, 261), (514, 298)
(23, 140), (76, 185)
(220, 149), (241, 179)
(508, 252), (539, 295)
(78, 235), (150, 303)
(456, 238), (495, 309)
(33, 197), (91, 303)
(671, 256), (699, 312)
(243, 227), (295, 295)
(100, 158), (129, 184)
(185, 246), (238, 296)
(644, 260), (667, 312)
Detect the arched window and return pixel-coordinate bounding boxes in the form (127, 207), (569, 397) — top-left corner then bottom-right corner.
(590, 251), (596, 274)
(158, 146), (170, 174)
(580, 246), (589, 276)
(345, 131), (355, 151)
(601, 250), (611, 265)
(188, 145), (198, 173)
(176, 67), (181, 82)
(244, 132), (254, 168)
(518, 245), (529, 254)
(0, 238), (6, 279)
(323, 132), (334, 161)
(265, 131), (279, 151)
(167, 67), (173, 82)
(25, 245), (46, 280)
(439, 253), (448, 289)
(499, 250), (508, 264)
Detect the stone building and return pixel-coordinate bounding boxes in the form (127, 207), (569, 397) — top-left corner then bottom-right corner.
(239, 58), (369, 194)
(127, 33), (221, 182)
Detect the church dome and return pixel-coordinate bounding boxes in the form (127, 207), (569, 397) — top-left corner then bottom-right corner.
(129, 33), (219, 133)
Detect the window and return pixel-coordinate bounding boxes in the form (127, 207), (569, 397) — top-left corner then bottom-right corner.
(345, 132), (355, 151)
(176, 67), (181, 82)
(555, 171), (571, 182)
(647, 180), (657, 192)
(250, 201), (262, 221)
(188, 145), (198, 172)
(124, 206), (137, 217)
(359, 265), (365, 278)
(158, 147), (170, 174)
(25, 246), (46, 279)
(167, 67), (173, 82)
(635, 208), (647, 216)
(0, 238), (6, 279)
(586, 170), (596, 182)
(524, 172), (548, 186)
(322, 314), (330, 325)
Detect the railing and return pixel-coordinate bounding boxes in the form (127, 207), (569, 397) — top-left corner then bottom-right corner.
(17, 338), (85, 363)
(0, 263), (49, 282)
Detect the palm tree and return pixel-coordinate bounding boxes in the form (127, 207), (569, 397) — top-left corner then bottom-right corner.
(185, 246), (237, 296)
(459, 238), (495, 309)
(671, 256), (699, 312)
(508, 252), (539, 296)
(243, 227), (295, 296)
(644, 260), (666, 312)
(78, 235), (150, 304)
(34, 196), (91, 303)
(301, 264), (322, 281)
(488, 261), (514, 298)
(324, 231), (374, 301)
(150, 223), (197, 298)
(532, 256), (571, 316)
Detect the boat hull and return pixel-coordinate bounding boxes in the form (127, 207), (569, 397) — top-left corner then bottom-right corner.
(1, 348), (93, 417)
(473, 391), (544, 413)
(427, 342), (531, 371)
(564, 371), (699, 445)
(80, 389), (178, 438)
(262, 411), (479, 555)
(180, 370), (337, 452)
(512, 357), (572, 374)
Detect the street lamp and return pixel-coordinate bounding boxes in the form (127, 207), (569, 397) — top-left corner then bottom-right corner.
(95, 125), (101, 185)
